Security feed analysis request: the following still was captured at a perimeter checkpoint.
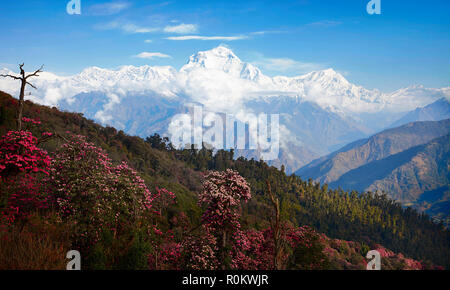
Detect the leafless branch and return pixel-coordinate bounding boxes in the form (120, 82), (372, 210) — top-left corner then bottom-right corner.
(26, 81), (37, 89)
(25, 65), (44, 79)
(0, 74), (21, 80)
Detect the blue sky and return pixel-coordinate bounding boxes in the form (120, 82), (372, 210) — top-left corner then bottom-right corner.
(0, 0), (449, 92)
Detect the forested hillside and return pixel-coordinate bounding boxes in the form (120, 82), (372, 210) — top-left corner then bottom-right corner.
(0, 90), (448, 269)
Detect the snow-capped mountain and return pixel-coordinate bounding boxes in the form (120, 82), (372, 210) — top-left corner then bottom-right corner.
(1, 46), (448, 173)
(181, 46), (268, 82)
(1, 46), (447, 115)
(272, 69), (385, 113)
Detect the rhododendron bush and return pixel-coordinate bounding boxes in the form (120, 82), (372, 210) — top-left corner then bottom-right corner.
(147, 187), (180, 270)
(46, 134), (153, 247)
(230, 228), (272, 270)
(0, 130), (52, 225)
(196, 169), (252, 269)
(181, 226), (219, 270)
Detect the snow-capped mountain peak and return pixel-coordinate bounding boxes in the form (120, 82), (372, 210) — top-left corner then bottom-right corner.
(303, 68), (348, 84)
(183, 45), (241, 70)
(181, 46), (266, 82)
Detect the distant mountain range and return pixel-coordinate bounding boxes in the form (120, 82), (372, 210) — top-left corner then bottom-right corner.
(1, 46), (449, 173)
(296, 119), (450, 222)
(390, 97), (450, 128)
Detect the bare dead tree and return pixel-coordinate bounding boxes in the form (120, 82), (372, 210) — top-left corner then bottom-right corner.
(266, 180), (283, 270)
(0, 63), (43, 130)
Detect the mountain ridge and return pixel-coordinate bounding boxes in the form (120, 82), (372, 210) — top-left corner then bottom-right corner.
(390, 97), (450, 128)
(296, 119), (450, 182)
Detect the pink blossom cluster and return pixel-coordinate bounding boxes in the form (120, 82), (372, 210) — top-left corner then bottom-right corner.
(181, 226), (219, 270)
(0, 130), (51, 177)
(199, 169), (251, 230)
(21, 117), (41, 125)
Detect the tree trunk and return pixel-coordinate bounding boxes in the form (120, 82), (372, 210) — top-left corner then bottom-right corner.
(17, 80), (25, 131)
(267, 180), (282, 270)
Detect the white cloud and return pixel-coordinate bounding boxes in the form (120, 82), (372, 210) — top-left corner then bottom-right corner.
(165, 30), (284, 41)
(89, 2), (131, 15)
(94, 93), (121, 123)
(252, 57), (325, 74)
(166, 35), (247, 41)
(95, 21), (159, 34)
(144, 39), (152, 43)
(306, 20), (342, 28)
(0, 63), (17, 70)
(250, 30), (286, 36)
(164, 23), (198, 34)
(121, 23), (159, 34)
(133, 52), (171, 59)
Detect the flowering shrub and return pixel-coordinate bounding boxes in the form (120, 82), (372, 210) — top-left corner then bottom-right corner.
(287, 226), (330, 270)
(21, 117), (41, 126)
(0, 131), (52, 225)
(181, 226), (219, 270)
(148, 237), (182, 270)
(2, 174), (49, 222)
(147, 187), (179, 270)
(231, 226), (331, 270)
(46, 134), (153, 248)
(196, 169), (251, 269)
(149, 187), (176, 215)
(374, 245), (424, 270)
(230, 229), (269, 270)
(199, 169), (251, 230)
